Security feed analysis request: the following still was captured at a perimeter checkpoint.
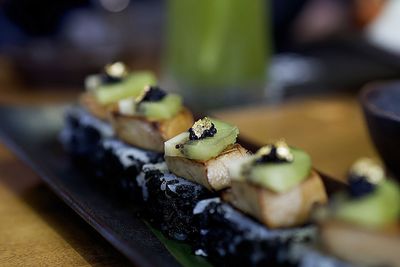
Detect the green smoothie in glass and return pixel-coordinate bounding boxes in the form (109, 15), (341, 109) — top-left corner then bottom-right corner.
(164, 0), (269, 109)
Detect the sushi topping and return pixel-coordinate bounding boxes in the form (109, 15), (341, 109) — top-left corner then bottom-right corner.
(255, 140), (293, 164)
(165, 118), (239, 161)
(234, 144), (312, 193)
(103, 61), (129, 84)
(319, 158), (400, 229)
(332, 179), (400, 228)
(117, 86), (184, 120)
(188, 117), (217, 140)
(348, 158), (385, 198)
(136, 86), (167, 104)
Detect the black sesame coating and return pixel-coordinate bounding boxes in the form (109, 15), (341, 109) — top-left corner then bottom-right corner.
(139, 86), (167, 103)
(188, 123), (217, 140)
(61, 108), (163, 200)
(255, 146), (289, 164)
(142, 169), (215, 242)
(89, 142), (121, 181)
(348, 173), (376, 199)
(91, 139), (164, 200)
(61, 124), (111, 191)
(61, 110), (102, 159)
(193, 200), (317, 267)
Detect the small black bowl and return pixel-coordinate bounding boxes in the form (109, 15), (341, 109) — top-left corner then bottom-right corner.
(361, 82), (400, 180)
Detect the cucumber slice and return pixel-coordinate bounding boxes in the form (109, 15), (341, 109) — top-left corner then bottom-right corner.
(138, 94), (183, 120)
(164, 119), (239, 161)
(248, 148), (312, 193)
(94, 71), (157, 104)
(336, 180), (400, 228)
(181, 119), (238, 161)
(165, 132), (189, 157)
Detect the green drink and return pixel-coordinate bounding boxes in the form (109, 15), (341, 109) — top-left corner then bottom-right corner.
(164, 0), (269, 109)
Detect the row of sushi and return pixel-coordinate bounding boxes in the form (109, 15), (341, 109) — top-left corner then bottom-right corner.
(60, 62), (400, 267)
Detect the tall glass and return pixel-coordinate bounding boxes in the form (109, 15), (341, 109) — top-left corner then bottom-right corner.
(163, 0), (269, 110)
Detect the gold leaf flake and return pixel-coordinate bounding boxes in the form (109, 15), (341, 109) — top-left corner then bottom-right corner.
(104, 62), (128, 79)
(350, 158), (385, 184)
(191, 117), (213, 139)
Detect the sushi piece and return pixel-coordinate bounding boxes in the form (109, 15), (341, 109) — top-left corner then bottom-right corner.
(139, 118), (247, 241)
(61, 62), (157, 161)
(226, 141), (328, 228)
(192, 141), (328, 266)
(81, 62), (157, 119)
(62, 62), (173, 200)
(312, 158), (400, 267)
(140, 163), (214, 241)
(164, 117), (249, 191)
(193, 198), (317, 267)
(110, 86), (194, 152)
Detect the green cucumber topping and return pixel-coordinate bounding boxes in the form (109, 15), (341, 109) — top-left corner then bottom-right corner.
(138, 94), (183, 120)
(94, 71), (157, 104)
(335, 180), (400, 228)
(165, 132), (190, 157)
(164, 118), (239, 161)
(247, 148), (312, 193)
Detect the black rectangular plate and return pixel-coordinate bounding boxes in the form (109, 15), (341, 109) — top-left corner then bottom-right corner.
(0, 104), (185, 267)
(0, 105), (345, 267)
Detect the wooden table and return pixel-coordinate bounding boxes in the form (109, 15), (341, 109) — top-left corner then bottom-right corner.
(0, 90), (132, 266)
(215, 95), (378, 180)
(0, 91), (377, 266)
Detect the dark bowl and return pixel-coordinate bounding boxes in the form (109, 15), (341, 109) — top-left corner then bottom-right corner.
(361, 82), (400, 180)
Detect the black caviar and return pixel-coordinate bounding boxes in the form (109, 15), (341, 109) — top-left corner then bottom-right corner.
(255, 145), (290, 165)
(348, 173), (376, 198)
(138, 86), (167, 103)
(102, 74), (123, 84)
(189, 123), (217, 140)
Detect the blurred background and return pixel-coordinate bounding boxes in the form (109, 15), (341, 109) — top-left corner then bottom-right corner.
(1, 1), (400, 265)
(0, 0), (400, 109)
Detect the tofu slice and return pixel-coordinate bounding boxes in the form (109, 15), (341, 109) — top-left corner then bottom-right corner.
(321, 220), (400, 267)
(79, 92), (111, 120)
(165, 144), (249, 191)
(110, 107), (193, 152)
(223, 170), (327, 228)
